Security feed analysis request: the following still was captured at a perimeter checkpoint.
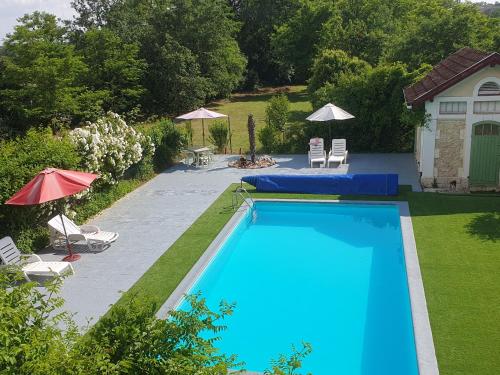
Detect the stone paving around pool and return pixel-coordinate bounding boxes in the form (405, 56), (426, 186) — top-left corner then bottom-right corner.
(40, 153), (420, 327)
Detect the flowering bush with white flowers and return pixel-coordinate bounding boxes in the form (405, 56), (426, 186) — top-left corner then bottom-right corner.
(70, 112), (154, 184)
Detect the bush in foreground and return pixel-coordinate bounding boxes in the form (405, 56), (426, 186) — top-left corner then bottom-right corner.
(0, 272), (311, 374)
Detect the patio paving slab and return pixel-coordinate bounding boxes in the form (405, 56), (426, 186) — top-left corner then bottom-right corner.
(40, 153), (420, 327)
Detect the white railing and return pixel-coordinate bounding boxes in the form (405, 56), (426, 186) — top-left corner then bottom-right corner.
(232, 187), (255, 210)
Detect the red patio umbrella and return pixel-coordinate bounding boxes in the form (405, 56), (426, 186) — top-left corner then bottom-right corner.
(6, 168), (98, 261)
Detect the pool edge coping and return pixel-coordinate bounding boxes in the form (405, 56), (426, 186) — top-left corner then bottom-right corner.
(157, 199), (439, 375)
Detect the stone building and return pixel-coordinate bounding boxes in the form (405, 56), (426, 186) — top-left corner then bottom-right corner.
(404, 47), (500, 191)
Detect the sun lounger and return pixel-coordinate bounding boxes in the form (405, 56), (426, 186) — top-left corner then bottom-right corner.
(308, 138), (326, 168)
(328, 139), (348, 167)
(0, 236), (74, 281)
(48, 214), (119, 252)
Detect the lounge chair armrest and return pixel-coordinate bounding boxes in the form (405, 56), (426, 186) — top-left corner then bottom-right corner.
(68, 233), (87, 242)
(80, 224), (100, 233)
(20, 253), (43, 263)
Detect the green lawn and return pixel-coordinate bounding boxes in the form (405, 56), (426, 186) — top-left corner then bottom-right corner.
(180, 86), (312, 153)
(111, 185), (500, 375)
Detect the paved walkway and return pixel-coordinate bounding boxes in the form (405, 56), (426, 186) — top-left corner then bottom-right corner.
(41, 153), (420, 327)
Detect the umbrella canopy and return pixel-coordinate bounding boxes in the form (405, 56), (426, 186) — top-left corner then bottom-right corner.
(6, 168), (98, 262)
(176, 107), (229, 146)
(176, 107), (227, 120)
(306, 103), (354, 122)
(6, 168), (98, 205)
(306, 103), (354, 148)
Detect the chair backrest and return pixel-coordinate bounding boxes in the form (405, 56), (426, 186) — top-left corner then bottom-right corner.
(0, 236), (22, 266)
(309, 138), (325, 158)
(47, 214), (82, 236)
(331, 139), (346, 156)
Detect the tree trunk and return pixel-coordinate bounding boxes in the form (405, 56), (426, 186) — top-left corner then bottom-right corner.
(247, 114), (256, 163)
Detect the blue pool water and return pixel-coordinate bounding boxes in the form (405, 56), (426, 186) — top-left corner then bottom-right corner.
(178, 201), (418, 375)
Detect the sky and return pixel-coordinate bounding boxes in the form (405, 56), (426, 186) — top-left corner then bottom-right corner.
(0, 0), (75, 42)
(0, 0), (498, 42)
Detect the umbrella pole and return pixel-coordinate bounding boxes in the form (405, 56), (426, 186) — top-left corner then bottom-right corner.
(60, 212), (80, 262)
(202, 119), (205, 146)
(329, 122), (332, 151)
(228, 117), (232, 153)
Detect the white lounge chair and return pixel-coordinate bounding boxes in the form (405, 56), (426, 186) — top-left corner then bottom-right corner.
(48, 214), (119, 252)
(308, 138), (326, 168)
(328, 139), (348, 167)
(0, 236), (74, 281)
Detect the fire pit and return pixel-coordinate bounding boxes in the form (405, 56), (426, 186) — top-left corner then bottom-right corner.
(228, 155), (277, 169)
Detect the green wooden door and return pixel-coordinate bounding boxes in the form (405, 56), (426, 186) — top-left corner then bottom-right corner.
(470, 123), (500, 186)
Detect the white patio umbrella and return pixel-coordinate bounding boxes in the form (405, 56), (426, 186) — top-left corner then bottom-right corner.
(176, 107), (230, 148)
(306, 103), (354, 146)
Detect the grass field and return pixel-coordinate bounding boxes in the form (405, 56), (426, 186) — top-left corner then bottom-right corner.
(179, 85), (312, 153)
(109, 184), (500, 375)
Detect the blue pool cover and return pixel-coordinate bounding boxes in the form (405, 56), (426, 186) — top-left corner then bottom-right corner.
(241, 174), (399, 196)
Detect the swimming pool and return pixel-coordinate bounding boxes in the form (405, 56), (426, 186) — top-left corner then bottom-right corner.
(177, 201), (420, 374)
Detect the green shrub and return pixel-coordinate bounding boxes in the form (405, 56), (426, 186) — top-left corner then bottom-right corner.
(13, 226), (50, 254)
(137, 119), (187, 171)
(265, 93), (290, 133)
(70, 113), (151, 185)
(208, 121), (229, 153)
(0, 272), (310, 374)
(0, 128), (80, 250)
(258, 126), (281, 154)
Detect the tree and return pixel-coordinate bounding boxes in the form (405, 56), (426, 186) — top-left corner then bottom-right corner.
(271, 0), (337, 83)
(265, 93), (290, 136)
(70, 0), (118, 30)
(234, 0), (300, 85)
(76, 28), (146, 115)
(308, 49), (371, 108)
(0, 12), (102, 131)
(247, 113), (256, 162)
(141, 34), (208, 114)
(314, 63), (429, 152)
(149, 0), (246, 100)
(384, 0), (500, 70)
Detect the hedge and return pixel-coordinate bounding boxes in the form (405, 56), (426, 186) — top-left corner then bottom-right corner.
(0, 118), (185, 253)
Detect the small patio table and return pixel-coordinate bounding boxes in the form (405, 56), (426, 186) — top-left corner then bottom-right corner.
(186, 147), (212, 167)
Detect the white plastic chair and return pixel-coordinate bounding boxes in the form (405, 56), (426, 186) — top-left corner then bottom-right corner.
(0, 236), (74, 281)
(48, 215), (119, 252)
(308, 138), (326, 168)
(328, 139), (348, 167)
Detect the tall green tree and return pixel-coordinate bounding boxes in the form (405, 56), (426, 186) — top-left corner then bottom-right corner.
(384, 0), (500, 69)
(0, 12), (101, 131)
(308, 49), (371, 108)
(141, 34), (208, 114)
(150, 0), (246, 100)
(77, 28), (146, 115)
(233, 0), (300, 86)
(71, 0), (246, 114)
(70, 0), (118, 30)
(272, 0), (405, 83)
(271, 0), (336, 83)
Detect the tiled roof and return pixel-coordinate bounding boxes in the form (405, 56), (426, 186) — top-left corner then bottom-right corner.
(404, 47), (500, 107)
